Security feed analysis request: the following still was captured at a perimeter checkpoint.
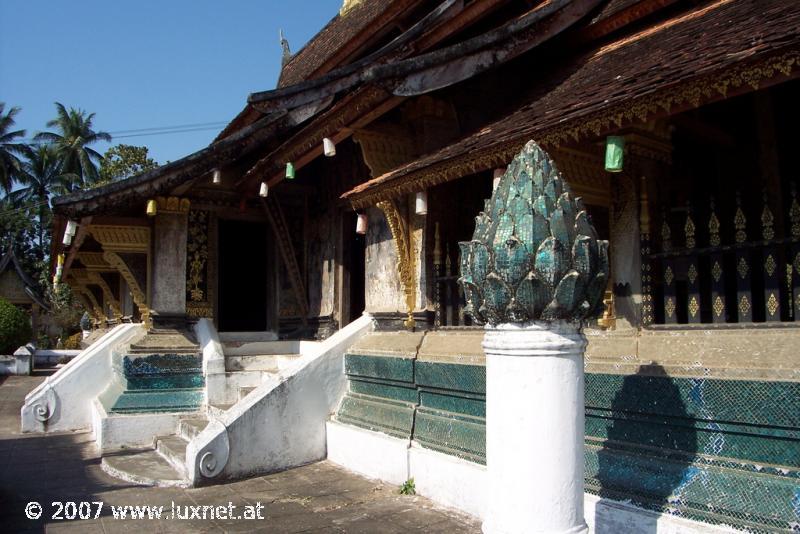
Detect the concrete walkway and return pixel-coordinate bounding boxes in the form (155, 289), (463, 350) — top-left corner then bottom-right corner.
(0, 374), (480, 533)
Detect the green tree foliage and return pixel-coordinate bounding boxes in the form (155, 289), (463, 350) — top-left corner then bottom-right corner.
(98, 144), (159, 186)
(46, 282), (84, 337)
(0, 103), (27, 195)
(0, 197), (50, 287)
(10, 144), (67, 254)
(34, 102), (111, 190)
(0, 297), (33, 354)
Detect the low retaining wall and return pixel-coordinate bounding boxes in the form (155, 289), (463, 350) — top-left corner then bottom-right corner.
(333, 329), (800, 532)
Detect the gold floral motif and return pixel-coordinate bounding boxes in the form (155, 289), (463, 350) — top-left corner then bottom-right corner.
(664, 266), (674, 286)
(766, 293), (779, 317)
(712, 261), (722, 282)
(688, 296), (699, 318)
(739, 295), (751, 315)
(765, 254), (777, 277)
(713, 296), (724, 318)
(661, 220), (672, 252)
(794, 252), (800, 275)
(737, 257), (749, 280)
(186, 211), (209, 304)
(734, 205), (747, 244)
(790, 186), (800, 238)
(377, 199), (417, 329)
(665, 297), (676, 318)
(687, 264), (698, 285)
(708, 211), (720, 246)
(684, 214), (696, 249)
(762, 201), (775, 241)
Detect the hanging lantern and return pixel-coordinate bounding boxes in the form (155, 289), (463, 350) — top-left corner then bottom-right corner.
(65, 220), (78, 237)
(356, 213), (368, 235)
(57, 254), (65, 267)
(323, 137), (336, 157)
(493, 168), (505, 191)
(146, 199), (157, 216)
(62, 232), (73, 247)
(415, 191), (428, 215)
(285, 162), (295, 179)
(212, 169), (222, 185)
(259, 182), (269, 197)
(605, 136), (625, 173)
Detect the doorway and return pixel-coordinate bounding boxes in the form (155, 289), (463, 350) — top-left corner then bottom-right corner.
(218, 219), (269, 331)
(340, 211), (366, 326)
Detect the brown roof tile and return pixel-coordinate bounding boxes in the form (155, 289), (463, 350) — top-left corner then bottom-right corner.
(342, 0), (800, 206)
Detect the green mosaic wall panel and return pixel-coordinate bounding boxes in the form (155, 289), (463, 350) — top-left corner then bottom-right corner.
(336, 393), (415, 439)
(335, 352), (800, 532)
(344, 354), (414, 383)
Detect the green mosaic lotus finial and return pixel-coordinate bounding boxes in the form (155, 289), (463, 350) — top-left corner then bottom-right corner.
(458, 140), (609, 325)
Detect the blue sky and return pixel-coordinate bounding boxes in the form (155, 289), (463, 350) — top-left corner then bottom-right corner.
(0, 1), (341, 163)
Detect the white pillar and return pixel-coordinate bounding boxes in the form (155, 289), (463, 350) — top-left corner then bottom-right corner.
(482, 321), (588, 534)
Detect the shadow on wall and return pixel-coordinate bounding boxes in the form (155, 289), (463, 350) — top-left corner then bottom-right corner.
(594, 363), (698, 533)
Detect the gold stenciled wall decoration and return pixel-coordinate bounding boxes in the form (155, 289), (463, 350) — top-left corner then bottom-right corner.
(186, 210), (212, 318)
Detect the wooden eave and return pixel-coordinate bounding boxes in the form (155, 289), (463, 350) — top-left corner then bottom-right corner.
(238, 0), (604, 193)
(341, 0), (800, 208)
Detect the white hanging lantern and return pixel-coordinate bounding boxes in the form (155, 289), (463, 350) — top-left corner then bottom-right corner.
(323, 137), (336, 157)
(212, 169), (222, 185)
(493, 168), (505, 191)
(356, 213), (368, 235)
(65, 220), (78, 237)
(415, 191), (428, 215)
(259, 182), (269, 197)
(62, 232), (73, 247)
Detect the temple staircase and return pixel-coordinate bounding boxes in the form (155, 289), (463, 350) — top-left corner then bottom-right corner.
(99, 331), (301, 486)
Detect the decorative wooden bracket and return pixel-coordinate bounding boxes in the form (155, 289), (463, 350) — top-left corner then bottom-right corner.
(103, 251), (150, 328)
(260, 196), (309, 324)
(88, 272), (123, 321)
(377, 199), (416, 330)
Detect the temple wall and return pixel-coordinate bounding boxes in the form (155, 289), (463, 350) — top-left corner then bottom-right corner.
(334, 329), (800, 532)
(306, 210), (336, 318)
(364, 206), (404, 312)
(151, 212), (188, 315)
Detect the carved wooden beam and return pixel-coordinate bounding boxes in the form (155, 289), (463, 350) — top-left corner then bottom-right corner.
(376, 199), (416, 330)
(260, 196), (309, 325)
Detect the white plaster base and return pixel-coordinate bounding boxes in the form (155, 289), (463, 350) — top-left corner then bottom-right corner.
(92, 399), (190, 452)
(326, 420), (410, 485)
(326, 421), (742, 534)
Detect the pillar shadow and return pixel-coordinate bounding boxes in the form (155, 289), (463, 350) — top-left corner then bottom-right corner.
(594, 363), (697, 533)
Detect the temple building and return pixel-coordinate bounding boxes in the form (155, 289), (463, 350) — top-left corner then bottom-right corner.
(34, 1), (800, 532)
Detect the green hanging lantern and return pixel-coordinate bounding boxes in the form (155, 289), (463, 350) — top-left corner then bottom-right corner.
(286, 162), (295, 179)
(604, 136), (625, 172)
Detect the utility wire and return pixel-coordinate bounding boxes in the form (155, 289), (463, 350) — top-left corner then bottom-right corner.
(19, 120), (228, 143)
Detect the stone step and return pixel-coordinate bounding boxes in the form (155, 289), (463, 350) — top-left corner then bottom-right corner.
(110, 388), (204, 414)
(239, 386), (257, 401)
(179, 417), (208, 441)
(208, 403), (233, 418)
(101, 449), (188, 488)
(225, 354), (300, 372)
(156, 435), (188, 476)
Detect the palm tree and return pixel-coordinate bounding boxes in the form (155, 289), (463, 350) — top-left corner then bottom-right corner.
(34, 102), (111, 190)
(0, 103), (27, 194)
(10, 144), (69, 253)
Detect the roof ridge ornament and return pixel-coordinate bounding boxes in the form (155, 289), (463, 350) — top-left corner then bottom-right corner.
(459, 140), (609, 325)
(279, 29), (292, 67)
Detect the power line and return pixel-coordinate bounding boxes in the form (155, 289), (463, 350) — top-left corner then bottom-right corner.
(19, 120), (229, 143)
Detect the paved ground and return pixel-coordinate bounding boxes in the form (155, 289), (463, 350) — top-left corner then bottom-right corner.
(0, 374), (481, 533)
